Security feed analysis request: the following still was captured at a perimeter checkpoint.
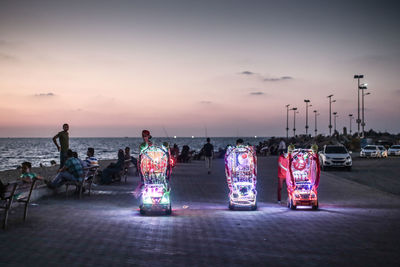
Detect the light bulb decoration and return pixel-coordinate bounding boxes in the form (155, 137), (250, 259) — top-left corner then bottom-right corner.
(225, 144), (257, 210)
(286, 149), (320, 210)
(138, 144), (172, 215)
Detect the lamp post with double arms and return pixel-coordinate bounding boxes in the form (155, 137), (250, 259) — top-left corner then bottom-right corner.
(359, 83), (368, 138)
(354, 74), (364, 137)
(327, 95), (335, 136)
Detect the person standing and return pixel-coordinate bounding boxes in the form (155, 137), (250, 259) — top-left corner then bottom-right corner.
(202, 137), (214, 174)
(53, 123), (69, 168)
(278, 139), (286, 155)
(277, 144), (294, 204)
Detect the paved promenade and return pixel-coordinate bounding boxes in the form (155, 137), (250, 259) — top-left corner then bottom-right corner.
(1, 157), (400, 266)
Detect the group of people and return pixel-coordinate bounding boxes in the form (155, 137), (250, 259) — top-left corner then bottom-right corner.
(46, 147), (99, 188)
(50, 123), (139, 188)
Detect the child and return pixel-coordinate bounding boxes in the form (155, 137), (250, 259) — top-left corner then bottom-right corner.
(20, 162), (43, 183)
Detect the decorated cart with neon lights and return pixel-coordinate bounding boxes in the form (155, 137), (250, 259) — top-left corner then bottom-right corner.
(286, 149), (320, 210)
(225, 145), (257, 210)
(139, 144), (172, 215)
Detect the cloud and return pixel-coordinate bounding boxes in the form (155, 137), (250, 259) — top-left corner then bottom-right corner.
(263, 76), (293, 82)
(0, 53), (17, 62)
(238, 71), (293, 82)
(249, 91), (264, 95)
(34, 93), (55, 97)
(240, 71), (255, 75)
(200, 100), (212, 104)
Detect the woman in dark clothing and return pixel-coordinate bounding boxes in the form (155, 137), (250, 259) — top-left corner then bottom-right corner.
(101, 149), (125, 184)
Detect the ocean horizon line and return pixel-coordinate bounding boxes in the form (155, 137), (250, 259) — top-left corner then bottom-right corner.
(0, 136), (273, 139)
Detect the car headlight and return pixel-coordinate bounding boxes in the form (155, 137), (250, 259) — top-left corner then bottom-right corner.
(325, 156), (331, 159)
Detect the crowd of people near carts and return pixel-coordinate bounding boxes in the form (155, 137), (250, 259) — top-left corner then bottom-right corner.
(2, 123), (320, 211)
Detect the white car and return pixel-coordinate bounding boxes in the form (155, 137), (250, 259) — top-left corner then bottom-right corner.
(360, 145), (382, 158)
(388, 145), (400, 156)
(319, 145), (352, 171)
(377, 145), (388, 158)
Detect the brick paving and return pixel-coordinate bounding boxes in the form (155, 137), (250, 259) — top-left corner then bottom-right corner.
(1, 157), (400, 266)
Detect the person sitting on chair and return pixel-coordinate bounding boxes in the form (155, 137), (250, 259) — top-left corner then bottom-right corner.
(47, 149), (84, 188)
(101, 149), (124, 184)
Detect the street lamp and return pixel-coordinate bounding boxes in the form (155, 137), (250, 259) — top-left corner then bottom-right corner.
(354, 74), (364, 137)
(327, 95), (336, 136)
(359, 83), (368, 138)
(304, 99), (311, 135)
(285, 104), (290, 141)
(362, 91), (371, 138)
(333, 112), (338, 134)
(291, 107), (298, 137)
(313, 110), (320, 137)
(349, 114), (353, 135)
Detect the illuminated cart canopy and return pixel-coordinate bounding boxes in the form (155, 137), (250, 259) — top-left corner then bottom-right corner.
(225, 145), (257, 210)
(139, 144), (172, 215)
(286, 149), (320, 210)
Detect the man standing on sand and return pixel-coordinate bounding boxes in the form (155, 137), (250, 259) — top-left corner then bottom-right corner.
(202, 137), (214, 174)
(53, 123), (69, 168)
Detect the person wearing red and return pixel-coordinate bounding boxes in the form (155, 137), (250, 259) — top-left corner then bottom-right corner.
(277, 144), (294, 203)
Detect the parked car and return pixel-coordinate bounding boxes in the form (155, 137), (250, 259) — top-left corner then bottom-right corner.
(388, 145), (400, 156)
(377, 145), (388, 158)
(360, 145), (382, 158)
(319, 145), (352, 171)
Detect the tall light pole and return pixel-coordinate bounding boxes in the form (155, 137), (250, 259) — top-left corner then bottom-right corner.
(291, 107), (298, 137)
(327, 95), (335, 136)
(354, 74), (364, 137)
(285, 104), (290, 141)
(304, 99), (311, 135)
(349, 114), (353, 136)
(333, 112), (338, 134)
(359, 83), (368, 138)
(313, 110), (319, 137)
(362, 91), (371, 138)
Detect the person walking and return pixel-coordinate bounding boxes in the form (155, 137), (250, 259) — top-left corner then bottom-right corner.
(52, 123), (69, 168)
(202, 137), (214, 174)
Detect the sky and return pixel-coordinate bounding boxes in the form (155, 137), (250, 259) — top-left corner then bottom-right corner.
(0, 0), (399, 137)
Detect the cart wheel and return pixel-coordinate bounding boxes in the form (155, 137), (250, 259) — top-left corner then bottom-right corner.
(251, 203), (257, 211)
(229, 202), (234, 210)
(290, 199), (296, 210)
(165, 203), (172, 215)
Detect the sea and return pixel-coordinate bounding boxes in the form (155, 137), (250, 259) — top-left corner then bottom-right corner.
(0, 137), (268, 171)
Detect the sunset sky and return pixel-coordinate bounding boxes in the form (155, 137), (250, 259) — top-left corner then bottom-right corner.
(1, 0), (399, 137)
